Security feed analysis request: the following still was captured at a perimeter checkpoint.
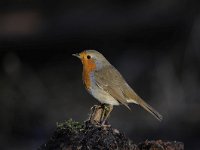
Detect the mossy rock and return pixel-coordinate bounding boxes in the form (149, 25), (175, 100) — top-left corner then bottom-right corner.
(39, 119), (137, 150)
(39, 119), (184, 150)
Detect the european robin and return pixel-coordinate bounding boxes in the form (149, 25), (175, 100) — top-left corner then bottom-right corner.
(73, 50), (163, 124)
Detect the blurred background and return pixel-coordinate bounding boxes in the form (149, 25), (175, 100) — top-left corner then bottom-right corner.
(0, 0), (200, 149)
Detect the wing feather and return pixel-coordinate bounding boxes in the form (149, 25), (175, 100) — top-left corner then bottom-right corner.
(94, 66), (131, 109)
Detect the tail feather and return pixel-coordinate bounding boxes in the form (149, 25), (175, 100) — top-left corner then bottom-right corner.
(139, 100), (163, 121)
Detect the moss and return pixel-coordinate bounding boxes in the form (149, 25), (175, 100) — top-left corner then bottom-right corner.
(56, 119), (84, 134)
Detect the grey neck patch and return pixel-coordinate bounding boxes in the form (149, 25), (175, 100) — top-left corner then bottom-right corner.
(94, 58), (111, 71)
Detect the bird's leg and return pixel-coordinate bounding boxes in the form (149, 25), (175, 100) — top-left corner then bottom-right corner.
(89, 104), (103, 124)
(100, 104), (106, 123)
(101, 104), (113, 125)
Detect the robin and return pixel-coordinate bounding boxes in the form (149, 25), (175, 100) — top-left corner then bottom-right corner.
(73, 50), (163, 125)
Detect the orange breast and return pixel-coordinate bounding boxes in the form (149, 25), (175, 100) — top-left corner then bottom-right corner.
(82, 59), (96, 90)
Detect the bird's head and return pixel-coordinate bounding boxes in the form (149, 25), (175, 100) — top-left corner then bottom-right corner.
(73, 50), (110, 71)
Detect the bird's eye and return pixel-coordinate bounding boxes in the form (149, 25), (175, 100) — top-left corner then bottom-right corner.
(87, 55), (91, 59)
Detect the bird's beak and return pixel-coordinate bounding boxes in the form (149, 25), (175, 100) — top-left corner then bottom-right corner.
(72, 53), (81, 59)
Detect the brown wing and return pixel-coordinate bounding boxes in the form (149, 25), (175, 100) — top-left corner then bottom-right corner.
(94, 65), (134, 109)
(94, 65), (163, 121)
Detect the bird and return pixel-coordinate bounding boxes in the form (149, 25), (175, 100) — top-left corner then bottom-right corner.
(73, 50), (163, 124)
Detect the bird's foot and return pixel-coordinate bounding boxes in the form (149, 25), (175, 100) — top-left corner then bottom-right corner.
(101, 120), (111, 128)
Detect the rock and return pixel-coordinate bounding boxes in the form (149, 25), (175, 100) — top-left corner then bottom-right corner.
(39, 105), (184, 150)
(138, 140), (184, 150)
(39, 119), (137, 150)
(39, 119), (184, 150)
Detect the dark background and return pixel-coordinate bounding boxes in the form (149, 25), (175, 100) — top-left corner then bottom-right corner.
(0, 1), (200, 149)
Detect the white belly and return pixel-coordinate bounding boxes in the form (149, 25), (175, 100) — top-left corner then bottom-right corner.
(90, 86), (120, 106)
